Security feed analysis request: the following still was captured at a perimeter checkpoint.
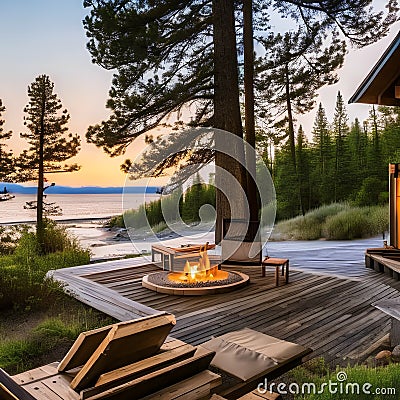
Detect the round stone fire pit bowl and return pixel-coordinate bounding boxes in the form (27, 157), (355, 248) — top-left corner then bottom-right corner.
(142, 270), (250, 296)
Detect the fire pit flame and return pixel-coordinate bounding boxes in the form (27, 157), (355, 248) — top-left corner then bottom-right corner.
(142, 243), (250, 295)
(170, 244), (221, 283)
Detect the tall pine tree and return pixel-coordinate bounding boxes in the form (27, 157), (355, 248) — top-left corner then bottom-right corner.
(273, 144), (298, 220)
(347, 117), (368, 196)
(19, 75), (81, 252)
(83, 0), (397, 232)
(332, 91), (352, 202)
(311, 103), (334, 205)
(367, 105), (386, 181)
(256, 28), (345, 214)
(296, 125), (312, 212)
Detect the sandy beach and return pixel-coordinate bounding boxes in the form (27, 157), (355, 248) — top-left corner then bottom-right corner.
(65, 220), (217, 261)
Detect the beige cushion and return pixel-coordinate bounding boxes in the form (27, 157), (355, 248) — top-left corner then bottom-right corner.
(200, 328), (308, 381)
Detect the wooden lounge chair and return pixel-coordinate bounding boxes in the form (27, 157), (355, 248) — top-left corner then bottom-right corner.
(0, 368), (36, 400)
(9, 313), (221, 400)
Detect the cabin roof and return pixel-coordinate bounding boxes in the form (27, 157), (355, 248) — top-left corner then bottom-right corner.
(349, 31), (400, 106)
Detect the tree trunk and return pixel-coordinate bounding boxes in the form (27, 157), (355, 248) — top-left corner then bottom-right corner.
(213, 0), (247, 243)
(243, 0), (259, 230)
(284, 65), (304, 216)
(37, 94), (46, 253)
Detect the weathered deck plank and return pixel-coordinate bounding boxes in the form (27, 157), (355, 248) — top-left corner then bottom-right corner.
(50, 257), (400, 365)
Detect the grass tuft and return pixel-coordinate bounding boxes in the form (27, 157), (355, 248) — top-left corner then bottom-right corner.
(292, 361), (400, 399)
(274, 203), (388, 241)
(0, 220), (90, 311)
(0, 313), (115, 374)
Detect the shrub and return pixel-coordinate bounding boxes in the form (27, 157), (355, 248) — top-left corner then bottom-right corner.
(305, 203), (349, 223)
(107, 214), (125, 228)
(275, 203), (349, 240)
(0, 314), (115, 374)
(323, 206), (389, 240)
(152, 221), (168, 233)
(109, 184), (215, 229)
(0, 225), (29, 255)
(33, 318), (82, 341)
(160, 189), (183, 223)
(274, 203), (388, 241)
(42, 220), (83, 254)
(0, 249), (90, 311)
(0, 221), (90, 311)
(323, 208), (372, 240)
(0, 338), (40, 373)
(276, 215), (322, 240)
(369, 205), (389, 238)
(124, 204), (151, 229)
(294, 216), (324, 240)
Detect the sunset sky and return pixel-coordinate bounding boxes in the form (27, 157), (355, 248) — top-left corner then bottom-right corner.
(1, 0), (399, 187)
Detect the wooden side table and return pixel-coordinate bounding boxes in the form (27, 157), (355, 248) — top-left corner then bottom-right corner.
(261, 257), (289, 286)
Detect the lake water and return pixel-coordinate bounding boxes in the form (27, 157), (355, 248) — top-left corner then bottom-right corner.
(0, 193), (160, 224)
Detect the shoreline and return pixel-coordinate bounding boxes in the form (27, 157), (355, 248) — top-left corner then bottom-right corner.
(63, 219), (217, 261)
(0, 218), (386, 272)
(0, 216), (116, 226)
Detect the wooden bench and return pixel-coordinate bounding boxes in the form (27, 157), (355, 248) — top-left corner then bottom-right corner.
(261, 257), (289, 286)
(151, 245), (176, 270)
(151, 243), (216, 271)
(365, 249), (400, 280)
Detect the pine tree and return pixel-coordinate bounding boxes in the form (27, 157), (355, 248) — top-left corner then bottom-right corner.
(19, 75), (81, 252)
(311, 103), (334, 205)
(0, 100), (14, 182)
(355, 109), (387, 207)
(83, 0), (397, 153)
(182, 172), (203, 222)
(83, 0), (397, 231)
(243, 0), (259, 226)
(332, 91), (352, 201)
(367, 105), (386, 181)
(273, 144), (298, 220)
(347, 117), (368, 196)
(256, 28), (345, 214)
(296, 125), (312, 212)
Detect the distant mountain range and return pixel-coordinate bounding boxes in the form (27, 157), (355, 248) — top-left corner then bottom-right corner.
(0, 183), (160, 195)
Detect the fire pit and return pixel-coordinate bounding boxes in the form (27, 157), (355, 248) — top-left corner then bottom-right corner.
(142, 244), (249, 295)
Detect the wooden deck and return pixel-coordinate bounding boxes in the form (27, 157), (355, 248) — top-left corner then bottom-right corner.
(50, 257), (400, 365)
